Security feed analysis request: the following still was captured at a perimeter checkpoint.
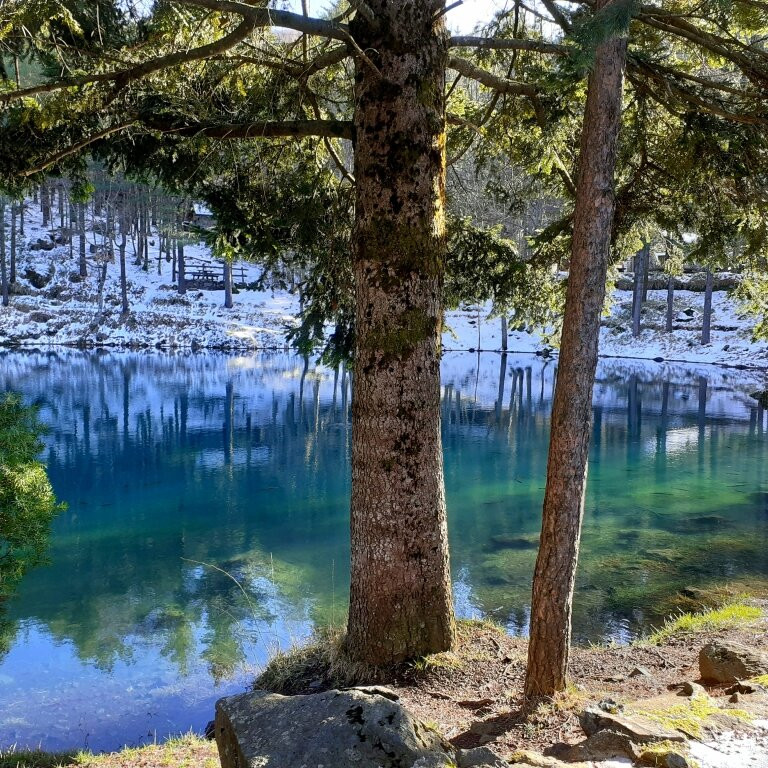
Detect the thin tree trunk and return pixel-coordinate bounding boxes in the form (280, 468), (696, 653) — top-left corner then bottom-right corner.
(701, 268), (713, 344)
(642, 245), (650, 302)
(665, 274), (675, 332)
(525, 4), (628, 698)
(117, 200), (130, 315)
(501, 315), (508, 351)
(79, 203), (88, 278)
(345, 0), (455, 665)
(119, 204), (129, 315)
(9, 201), (16, 284)
(224, 260), (234, 308)
(0, 197), (8, 307)
(177, 239), (186, 295)
(632, 243), (648, 337)
(41, 183), (50, 226)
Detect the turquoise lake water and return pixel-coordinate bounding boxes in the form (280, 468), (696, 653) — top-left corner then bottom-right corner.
(0, 350), (766, 751)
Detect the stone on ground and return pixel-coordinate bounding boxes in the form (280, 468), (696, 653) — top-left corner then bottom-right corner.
(699, 641), (768, 683)
(579, 706), (685, 744)
(214, 687), (459, 768)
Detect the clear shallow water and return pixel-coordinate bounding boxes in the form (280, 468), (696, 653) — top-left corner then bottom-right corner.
(0, 350), (766, 751)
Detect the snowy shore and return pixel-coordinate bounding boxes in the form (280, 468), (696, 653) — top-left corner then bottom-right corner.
(1, 201), (767, 370)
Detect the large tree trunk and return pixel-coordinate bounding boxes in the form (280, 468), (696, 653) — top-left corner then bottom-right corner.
(525, 6), (628, 698)
(345, 0), (455, 666)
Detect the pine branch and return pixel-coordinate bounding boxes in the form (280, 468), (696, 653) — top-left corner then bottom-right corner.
(447, 56), (537, 96)
(0, 17), (258, 104)
(449, 36), (566, 55)
(143, 118), (355, 140)
(172, 0), (351, 42)
(20, 121), (137, 177)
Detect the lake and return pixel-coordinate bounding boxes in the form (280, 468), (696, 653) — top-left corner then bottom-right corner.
(0, 350), (766, 752)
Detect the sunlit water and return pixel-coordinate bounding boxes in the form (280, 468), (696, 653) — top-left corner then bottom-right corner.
(0, 350), (766, 751)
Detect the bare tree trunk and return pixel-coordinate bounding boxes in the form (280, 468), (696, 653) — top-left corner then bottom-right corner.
(665, 274), (675, 332)
(79, 202), (88, 278)
(501, 315), (508, 351)
(9, 201), (16, 284)
(0, 197), (8, 307)
(224, 260), (234, 308)
(41, 183), (50, 226)
(177, 240), (186, 296)
(631, 243), (648, 337)
(345, 0), (455, 665)
(119, 203), (129, 315)
(58, 184), (65, 229)
(701, 269), (713, 344)
(525, 5), (628, 698)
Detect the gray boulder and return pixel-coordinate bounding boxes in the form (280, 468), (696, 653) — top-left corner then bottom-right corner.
(699, 641), (768, 683)
(579, 706), (685, 743)
(214, 687), (458, 768)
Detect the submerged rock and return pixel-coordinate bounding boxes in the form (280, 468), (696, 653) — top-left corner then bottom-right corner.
(214, 687), (458, 768)
(699, 641), (768, 683)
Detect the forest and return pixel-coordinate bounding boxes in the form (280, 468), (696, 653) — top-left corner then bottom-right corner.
(0, 0), (768, 767)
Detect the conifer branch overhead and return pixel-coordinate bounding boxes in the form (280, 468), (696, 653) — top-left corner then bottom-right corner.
(449, 36), (566, 54)
(447, 56), (537, 97)
(142, 118), (355, 141)
(0, 16), (259, 104)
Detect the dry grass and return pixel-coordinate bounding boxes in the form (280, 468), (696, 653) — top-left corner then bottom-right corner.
(0, 735), (217, 768)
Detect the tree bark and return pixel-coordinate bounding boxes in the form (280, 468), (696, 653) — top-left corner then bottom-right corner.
(345, 0), (455, 665)
(525, 4), (628, 698)
(701, 268), (713, 344)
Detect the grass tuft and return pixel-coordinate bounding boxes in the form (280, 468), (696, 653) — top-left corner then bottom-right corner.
(255, 626), (378, 694)
(641, 601), (762, 645)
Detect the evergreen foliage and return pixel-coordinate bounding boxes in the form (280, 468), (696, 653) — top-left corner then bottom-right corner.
(0, 393), (63, 603)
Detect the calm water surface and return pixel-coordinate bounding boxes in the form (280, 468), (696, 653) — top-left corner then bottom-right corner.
(0, 350), (766, 751)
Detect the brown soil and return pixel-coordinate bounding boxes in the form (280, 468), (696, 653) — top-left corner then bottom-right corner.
(259, 604), (768, 761)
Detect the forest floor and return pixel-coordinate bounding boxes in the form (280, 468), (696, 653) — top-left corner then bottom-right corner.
(1, 201), (767, 368)
(254, 594), (768, 766)
(3, 596), (767, 767)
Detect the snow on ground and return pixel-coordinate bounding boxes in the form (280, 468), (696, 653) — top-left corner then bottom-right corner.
(1, 199), (767, 371)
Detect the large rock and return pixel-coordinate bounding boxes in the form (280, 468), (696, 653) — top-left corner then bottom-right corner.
(699, 641), (768, 683)
(214, 687), (459, 768)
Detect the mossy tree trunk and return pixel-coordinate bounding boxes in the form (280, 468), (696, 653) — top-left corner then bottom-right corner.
(524, 3), (628, 698)
(345, 0), (455, 666)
